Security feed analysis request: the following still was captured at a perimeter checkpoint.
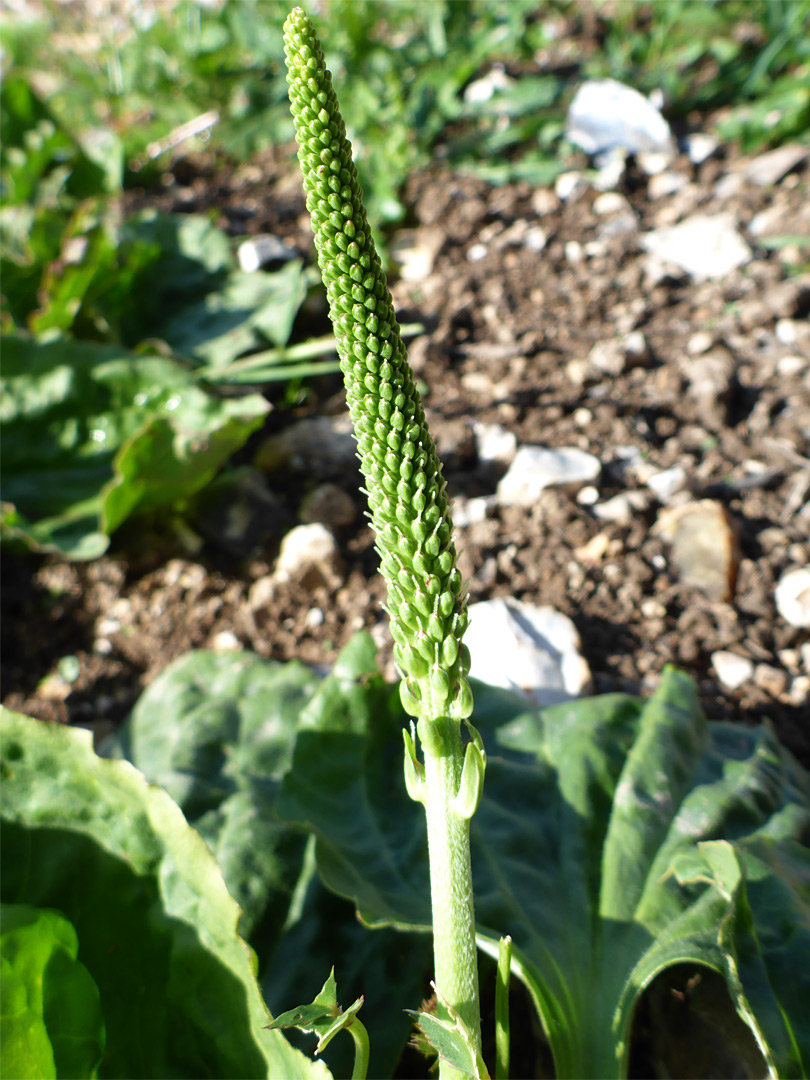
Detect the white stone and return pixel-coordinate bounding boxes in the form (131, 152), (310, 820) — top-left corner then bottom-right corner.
(593, 490), (648, 523)
(464, 64), (514, 104)
(497, 446), (601, 507)
(687, 331), (714, 356)
(789, 675), (810, 706)
(472, 421), (518, 464)
(684, 133), (719, 164)
(531, 188), (558, 216)
(465, 597), (592, 707)
(452, 496), (494, 529)
(566, 78), (675, 160)
(775, 567), (810, 628)
(777, 355), (807, 378)
(576, 486), (600, 506)
(305, 607), (325, 629)
(555, 172), (588, 202)
(565, 240), (584, 264)
(646, 465), (688, 504)
(524, 226), (548, 252)
(391, 228), (443, 282)
(237, 234), (295, 272)
(593, 192), (632, 216)
(742, 144), (809, 187)
(593, 146), (627, 190)
(467, 243), (488, 262)
(647, 171), (687, 199)
(211, 630), (242, 652)
(274, 523), (343, 588)
(712, 651), (754, 691)
(642, 213), (751, 281)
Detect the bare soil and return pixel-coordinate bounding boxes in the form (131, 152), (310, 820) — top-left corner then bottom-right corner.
(3, 138), (809, 769)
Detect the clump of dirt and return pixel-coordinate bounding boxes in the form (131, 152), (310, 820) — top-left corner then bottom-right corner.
(3, 140), (809, 767)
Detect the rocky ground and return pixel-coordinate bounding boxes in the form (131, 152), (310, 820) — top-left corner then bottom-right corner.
(3, 136), (809, 766)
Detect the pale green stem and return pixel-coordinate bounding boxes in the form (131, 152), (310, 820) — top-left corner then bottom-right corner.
(347, 1016), (370, 1080)
(495, 936), (512, 1080)
(422, 718), (482, 1080)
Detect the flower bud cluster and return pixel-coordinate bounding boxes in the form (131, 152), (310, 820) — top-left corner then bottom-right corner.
(283, 8), (472, 722)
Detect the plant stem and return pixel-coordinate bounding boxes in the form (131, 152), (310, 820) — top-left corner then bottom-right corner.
(422, 719), (482, 1077)
(347, 1016), (370, 1080)
(495, 936), (512, 1080)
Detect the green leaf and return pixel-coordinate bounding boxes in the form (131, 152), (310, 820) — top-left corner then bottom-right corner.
(155, 259), (307, 368)
(107, 635), (432, 1078)
(275, 663), (810, 1078)
(0, 707), (330, 1080)
(266, 969), (364, 1058)
(0, 335), (268, 557)
(405, 998), (489, 1080)
(0, 904), (105, 1080)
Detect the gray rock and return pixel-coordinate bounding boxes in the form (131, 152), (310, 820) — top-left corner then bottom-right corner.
(497, 446), (601, 506)
(566, 78), (675, 161)
(465, 597), (592, 707)
(642, 213), (751, 281)
(646, 465), (688, 504)
(255, 414), (357, 477)
(273, 523), (344, 590)
(237, 235), (297, 272)
(588, 331), (649, 375)
(742, 144), (809, 187)
(653, 500), (741, 601)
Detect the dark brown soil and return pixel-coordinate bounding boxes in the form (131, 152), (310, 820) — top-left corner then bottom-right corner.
(3, 139), (809, 768)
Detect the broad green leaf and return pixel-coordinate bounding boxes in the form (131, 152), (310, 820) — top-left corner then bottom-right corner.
(107, 635), (433, 1078)
(103, 647), (321, 937)
(0, 707), (329, 1080)
(155, 259), (307, 367)
(276, 660), (810, 1079)
(0, 904), (105, 1080)
(405, 1002), (488, 1080)
(0, 335), (268, 557)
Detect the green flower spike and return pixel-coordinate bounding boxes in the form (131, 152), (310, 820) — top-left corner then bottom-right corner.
(282, 7), (472, 734)
(284, 10), (486, 1077)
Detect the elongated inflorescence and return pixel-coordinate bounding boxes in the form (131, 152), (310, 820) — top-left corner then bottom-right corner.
(283, 7), (472, 724)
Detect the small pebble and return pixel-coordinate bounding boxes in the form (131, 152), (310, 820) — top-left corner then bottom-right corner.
(574, 532), (611, 565)
(593, 490), (648, 523)
(789, 676), (810, 706)
(646, 465), (688, 504)
(775, 567), (810, 627)
(711, 650), (754, 691)
(577, 486), (600, 506)
(641, 598), (666, 619)
(653, 499), (740, 601)
(555, 172), (588, 202)
(473, 421), (517, 464)
(467, 243), (488, 262)
(754, 663), (789, 699)
(211, 630), (242, 652)
(273, 523), (344, 590)
(305, 608), (325, 630)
